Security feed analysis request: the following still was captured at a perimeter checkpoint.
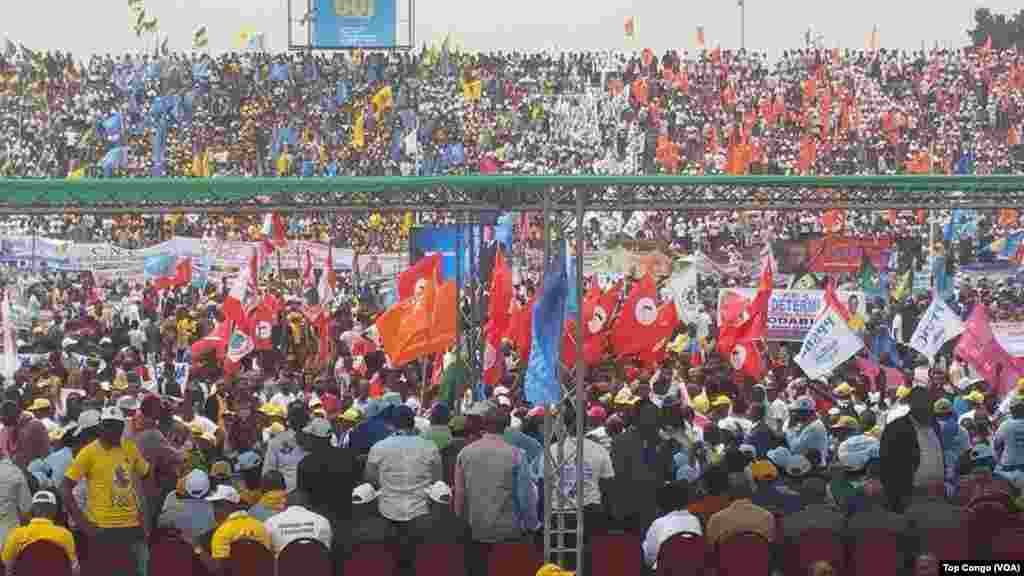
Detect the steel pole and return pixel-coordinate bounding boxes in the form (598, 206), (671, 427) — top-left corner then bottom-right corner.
(573, 187), (585, 573)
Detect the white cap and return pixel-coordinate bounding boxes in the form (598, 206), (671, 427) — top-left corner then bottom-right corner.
(405, 397), (421, 414)
(100, 406), (125, 423)
(117, 395), (141, 412)
(32, 490), (57, 505)
(837, 435), (880, 471)
(76, 409), (101, 434)
(184, 470), (211, 499)
(205, 484), (240, 504)
(352, 483), (378, 504)
(496, 396), (512, 407)
(493, 386), (510, 397)
(425, 481), (452, 504)
(302, 417), (333, 439)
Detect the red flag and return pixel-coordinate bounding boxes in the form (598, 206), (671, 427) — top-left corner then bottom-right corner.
(717, 251), (773, 381)
(611, 274), (673, 358)
(637, 302), (681, 367)
(506, 297), (534, 362)
(261, 212), (288, 256)
(154, 258), (192, 291)
(398, 253), (442, 301)
(303, 250), (315, 290)
(483, 250), (512, 386)
(824, 278), (851, 322)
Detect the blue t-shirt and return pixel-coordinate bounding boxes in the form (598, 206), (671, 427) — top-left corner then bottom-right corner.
(995, 418), (1024, 468)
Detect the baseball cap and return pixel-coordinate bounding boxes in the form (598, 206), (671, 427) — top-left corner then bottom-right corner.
(832, 416), (860, 430)
(496, 396), (512, 407)
(302, 417), (333, 439)
(790, 396), (815, 412)
(964, 390), (985, 403)
(184, 470), (211, 499)
(738, 444), (757, 458)
(205, 484), (241, 504)
(749, 460), (778, 482)
(100, 406), (126, 423)
(28, 398), (51, 411)
(340, 408), (361, 423)
(352, 483), (378, 504)
(933, 398), (954, 416)
(76, 409), (101, 435)
(833, 382), (854, 397)
(466, 400), (498, 418)
(587, 405), (608, 421)
(425, 481), (452, 504)
(837, 435), (880, 471)
(493, 386), (510, 397)
(448, 415), (467, 433)
(236, 451), (263, 472)
(209, 461), (232, 479)
(786, 454), (813, 477)
(711, 395), (732, 408)
(766, 447), (792, 469)
(896, 385), (912, 399)
(117, 395), (141, 412)
(32, 490), (57, 506)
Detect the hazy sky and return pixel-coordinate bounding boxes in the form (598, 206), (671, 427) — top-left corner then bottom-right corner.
(2, 0), (1017, 57)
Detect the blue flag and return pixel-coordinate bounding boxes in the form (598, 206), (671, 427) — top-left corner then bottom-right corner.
(495, 213), (514, 250)
(102, 113), (122, 143)
(565, 251), (578, 316)
(525, 246), (568, 406)
(144, 255), (176, 279)
(192, 252), (211, 289)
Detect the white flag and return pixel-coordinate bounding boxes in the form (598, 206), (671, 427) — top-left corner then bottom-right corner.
(909, 296), (964, 362)
(1, 289), (16, 385)
(796, 306), (864, 380)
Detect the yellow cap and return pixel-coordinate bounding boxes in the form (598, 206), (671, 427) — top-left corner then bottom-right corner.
(267, 422), (285, 435)
(614, 388), (638, 406)
(833, 382), (854, 397)
(693, 392), (710, 415)
(28, 398), (51, 411)
(750, 460), (779, 482)
(711, 395), (732, 408)
(964, 390), (985, 403)
(209, 461), (231, 479)
(339, 408), (362, 422)
(832, 416), (860, 430)
(895, 386), (911, 399)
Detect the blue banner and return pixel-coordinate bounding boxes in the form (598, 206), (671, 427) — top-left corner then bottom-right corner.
(313, 0), (397, 47)
(408, 226), (481, 287)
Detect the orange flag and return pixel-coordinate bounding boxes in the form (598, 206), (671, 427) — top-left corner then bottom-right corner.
(656, 135), (681, 173)
(1009, 126), (1019, 146)
(999, 209), (1019, 227)
(376, 276), (436, 367)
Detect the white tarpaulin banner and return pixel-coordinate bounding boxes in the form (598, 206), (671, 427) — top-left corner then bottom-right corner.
(796, 306), (864, 380)
(909, 297), (964, 362)
(992, 322), (1024, 357)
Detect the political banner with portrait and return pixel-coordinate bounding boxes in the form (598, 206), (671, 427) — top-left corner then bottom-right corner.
(717, 288), (868, 342)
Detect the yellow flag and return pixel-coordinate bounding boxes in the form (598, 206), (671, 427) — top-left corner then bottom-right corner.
(276, 153), (291, 176)
(371, 85), (393, 116)
(463, 79), (482, 102)
(352, 111), (365, 149)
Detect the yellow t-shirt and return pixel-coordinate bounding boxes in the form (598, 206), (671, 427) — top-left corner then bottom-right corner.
(210, 511), (272, 560)
(1, 518), (78, 566)
(65, 439), (150, 529)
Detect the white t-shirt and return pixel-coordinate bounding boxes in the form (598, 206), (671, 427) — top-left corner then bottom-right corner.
(262, 430), (309, 492)
(264, 505), (333, 552)
(995, 418), (1024, 468)
(550, 436), (614, 510)
(642, 510), (703, 568)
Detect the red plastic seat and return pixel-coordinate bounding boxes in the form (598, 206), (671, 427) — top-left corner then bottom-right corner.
(590, 533), (642, 576)
(916, 527), (969, 562)
(992, 524), (1024, 560)
(968, 501), (1012, 558)
(715, 532), (771, 576)
(414, 543), (467, 576)
(785, 528), (844, 576)
(655, 532), (707, 576)
(227, 539), (274, 576)
(12, 539), (72, 576)
(848, 529), (902, 576)
(487, 542), (543, 576)
(148, 537), (195, 576)
(342, 543), (398, 576)
(278, 538), (332, 576)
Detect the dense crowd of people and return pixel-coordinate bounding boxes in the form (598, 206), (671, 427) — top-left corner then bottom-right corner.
(0, 43), (1023, 576)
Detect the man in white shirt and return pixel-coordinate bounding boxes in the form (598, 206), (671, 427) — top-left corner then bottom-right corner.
(642, 480), (702, 569)
(264, 490), (333, 553)
(551, 406), (614, 535)
(994, 394), (1024, 473)
(262, 405), (309, 492)
(0, 453), (31, 548)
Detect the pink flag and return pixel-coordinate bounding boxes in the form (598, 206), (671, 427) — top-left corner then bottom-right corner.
(955, 304), (1017, 396)
(882, 366), (905, 391)
(856, 357), (880, 390)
